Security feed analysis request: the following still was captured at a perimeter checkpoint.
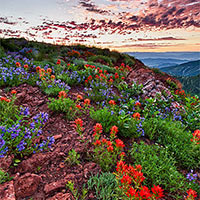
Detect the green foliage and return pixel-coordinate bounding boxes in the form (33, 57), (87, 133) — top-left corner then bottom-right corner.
(88, 55), (113, 66)
(0, 46), (5, 57)
(129, 142), (187, 193)
(66, 181), (88, 200)
(182, 96), (200, 131)
(87, 173), (118, 200)
(0, 169), (12, 184)
(122, 53), (135, 66)
(48, 97), (77, 120)
(65, 149), (80, 166)
(144, 119), (200, 169)
(152, 68), (165, 76)
(0, 95), (18, 125)
(166, 78), (178, 90)
(90, 107), (139, 138)
(117, 82), (143, 99)
(90, 107), (117, 133)
(177, 74), (200, 96)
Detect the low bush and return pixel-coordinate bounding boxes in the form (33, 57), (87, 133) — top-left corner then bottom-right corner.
(87, 172), (118, 200)
(143, 119), (200, 169)
(48, 92), (78, 120)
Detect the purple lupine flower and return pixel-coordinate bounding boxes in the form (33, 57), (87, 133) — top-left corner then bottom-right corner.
(186, 170), (197, 183)
(17, 140), (27, 151)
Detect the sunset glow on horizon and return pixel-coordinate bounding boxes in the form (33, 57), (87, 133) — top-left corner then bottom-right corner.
(0, 0), (200, 52)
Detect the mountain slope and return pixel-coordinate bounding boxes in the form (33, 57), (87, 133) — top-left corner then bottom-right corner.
(160, 60), (200, 76)
(138, 58), (188, 68)
(176, 74), (200, 96)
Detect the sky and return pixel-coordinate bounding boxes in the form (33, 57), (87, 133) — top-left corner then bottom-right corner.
(0, 0), (200, 52)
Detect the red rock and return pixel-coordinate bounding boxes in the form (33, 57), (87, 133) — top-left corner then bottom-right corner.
(83, 162), (100, 178)
(0, 155), (13, 171)
(47, 192), (71, 200)
(50, 193), (71, 200)
(16, 152), (53, 173)
(44, 179), (66, 194)
(14, 173), (42, 198)
(0, 180), (16, 200)
(54, 134), (62, 140)
(65, 173), (75, 181)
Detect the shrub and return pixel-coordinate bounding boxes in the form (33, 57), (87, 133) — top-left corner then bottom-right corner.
(65, 149), (80, 166)
(152, 68), (165, 76)
(87, 172), (118, 200)
(48, 95), (78, 120)
(90, 107), (139, 138)
(144, 119), (200, 169)
(90, 107), (118, 133)
(88, 55), (113, 66)
(129, 142), (187, 193)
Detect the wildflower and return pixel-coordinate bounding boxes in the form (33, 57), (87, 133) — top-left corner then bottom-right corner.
(36, 66), (41, 72)
(11, 90), (17, 95)
(151, 185), (164, 199)
(115, 139), (125, 148)
(88, 75), (92, 81)
(102, 138), (107, 143)
(127, 187), (137, 197)
(121, 77), (125, 80)
(119, 152), (126, 158)
(76, 105), (82, 109)
(107, 145), (114, 152)
(85, 80), (88, 84)
(84, 98), (90, 105)
(94, 140), (101, 146)
(107, 141), (112, 146)
(186, 189), (197, 199)
(24, 64), (28, 69)
(110, 126), (118, 136)
(121, 175), (132, 185)
(75, 118), (83, 127)
(47, 68), (52, 74)
(0, 97), (10, 102)
(132, 112), (141, 120)
(77, 95), (83, 100)
(16, 62), (21, 67)
(135, 164), (142, 171)
(95, 75), (100, 79)
(40, 68), (45, 73)
(58, 91), (67, 98)
(191, 129), (200, 144)
(56, 59), (61, 65)
(115, 73), (119, 79)
(109, 100), (116, 105)
(139, 186), (151, 199)
(51, 75), (55, 79)
(135, 101), (141, 107)
(109, 79), (113, 83)
(186, 170), (197, 182)
(93, 123), (103, 136)
(0, 137), (5, 149)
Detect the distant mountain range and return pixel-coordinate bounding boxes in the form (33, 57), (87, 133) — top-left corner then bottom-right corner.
(126, 52), (200, 69)
(160, 60), (200, 76)
(138, 58), (189, 68)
